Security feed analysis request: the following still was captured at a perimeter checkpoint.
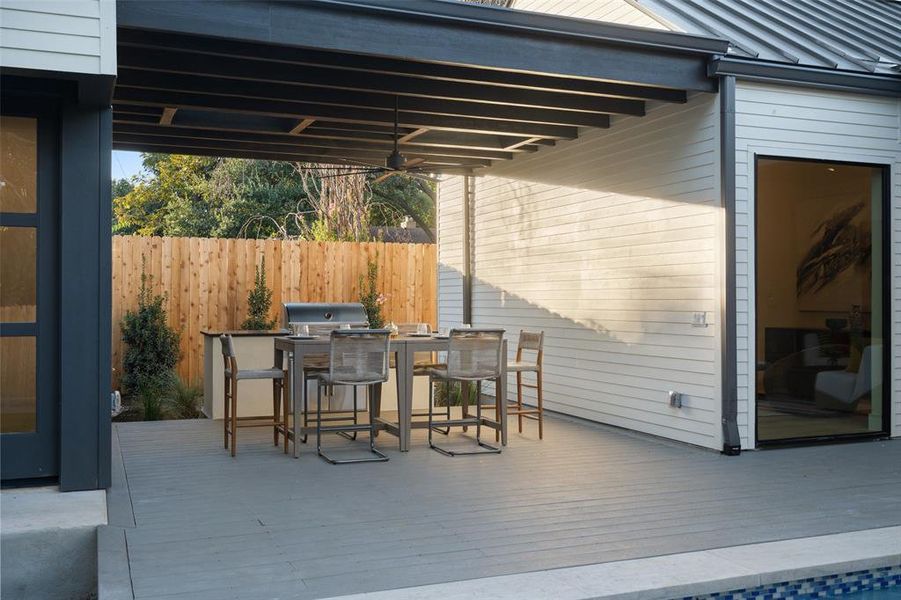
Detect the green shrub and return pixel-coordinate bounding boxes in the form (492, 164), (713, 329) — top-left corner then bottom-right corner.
(240, 258), (276, 330)
(166, 376), (204, 419)
(433, 380), (478, 407)
(120, 260), (181, 420)
(359, 256), (386, 328)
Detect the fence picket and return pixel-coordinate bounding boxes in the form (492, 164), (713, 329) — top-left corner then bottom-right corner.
(111, 235), (436, 388)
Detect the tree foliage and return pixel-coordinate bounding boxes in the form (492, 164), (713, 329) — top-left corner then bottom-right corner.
(112, 153), (435, 240)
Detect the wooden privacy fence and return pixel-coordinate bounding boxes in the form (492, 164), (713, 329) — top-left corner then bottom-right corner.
(111, 236), (437, 389)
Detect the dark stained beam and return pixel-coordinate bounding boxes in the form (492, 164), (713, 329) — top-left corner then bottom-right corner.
(111, 141), (487, 170)
(117, 46), (645, 116)
(112, 124), (520, 160)
(112, 111), (546, 152)
(118, 28), (689, 103)
(116, 1), (724, 91)
(114, 69), (616, 126)
(112, 87), (580, 139)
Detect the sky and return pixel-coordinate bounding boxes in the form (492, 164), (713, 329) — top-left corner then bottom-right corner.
(112, 150), (144, 180)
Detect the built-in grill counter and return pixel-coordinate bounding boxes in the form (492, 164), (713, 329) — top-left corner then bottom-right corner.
(201, 303), (427, 420)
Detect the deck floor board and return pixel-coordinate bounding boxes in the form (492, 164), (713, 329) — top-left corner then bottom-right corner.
(111, 416), (901, 599)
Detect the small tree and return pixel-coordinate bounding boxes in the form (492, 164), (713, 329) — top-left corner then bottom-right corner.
(120, 260), (181, 420)
(359, 256), (386, 328)
(241, 258), (276, 330)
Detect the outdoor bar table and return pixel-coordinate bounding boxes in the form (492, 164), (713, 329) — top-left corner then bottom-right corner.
(273, 335), (508, 457)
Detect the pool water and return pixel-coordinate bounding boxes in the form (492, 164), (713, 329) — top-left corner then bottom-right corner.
(838, 589), (901, 599)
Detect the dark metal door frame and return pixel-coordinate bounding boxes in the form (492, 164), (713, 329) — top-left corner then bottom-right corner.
(1, 95), (61, 481)
(752, 154), (892, 446)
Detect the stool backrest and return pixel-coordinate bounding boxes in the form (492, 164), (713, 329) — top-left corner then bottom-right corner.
(220, 334), (238, 373)
(447, 328), (504, 381)
(328, 329), (391, 385)
(517, 330), (544, 365)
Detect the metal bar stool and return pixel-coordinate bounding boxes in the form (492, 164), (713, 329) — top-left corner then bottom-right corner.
(394, 323), (450, 434)
(316, 329), (391, 464)
(220, 334), (287, 457)
(300, 322), (369, 444)
(508, 330), (545, 439)
(427, 328), (504, 456)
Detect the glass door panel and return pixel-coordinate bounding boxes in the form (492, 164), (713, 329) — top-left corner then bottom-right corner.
(1, 110), (58, 479)
(755, 158), (887, 443)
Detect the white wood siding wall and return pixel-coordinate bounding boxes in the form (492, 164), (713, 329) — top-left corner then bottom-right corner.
(511, 0), (671, 28)
(0, 0), (115, 75)
(437, 176), (465, 329)
(734, 82), (901, 445)
(438, 94), (723, 449)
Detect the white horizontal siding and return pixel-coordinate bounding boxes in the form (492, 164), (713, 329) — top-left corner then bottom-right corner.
(437, 176), (465, 330)
(734, 82), (901, 445)
(0, 0), (115, 75)
(437, 93), (723, 450)
(511, 0), (672, 29)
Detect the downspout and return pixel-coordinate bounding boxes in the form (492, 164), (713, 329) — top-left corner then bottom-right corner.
(720, 75), (742, 455)
(462, 174), (473, 325)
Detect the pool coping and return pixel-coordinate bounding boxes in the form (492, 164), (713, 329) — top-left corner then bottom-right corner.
(322, 526), (901, 600)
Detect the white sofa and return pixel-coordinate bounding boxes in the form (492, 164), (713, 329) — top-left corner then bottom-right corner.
(814, 345), (878, 412)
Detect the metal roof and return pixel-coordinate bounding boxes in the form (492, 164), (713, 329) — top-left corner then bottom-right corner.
(635, 0), (901, 76)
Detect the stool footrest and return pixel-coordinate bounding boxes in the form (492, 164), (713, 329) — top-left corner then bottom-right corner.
(319, 424), (373, 433)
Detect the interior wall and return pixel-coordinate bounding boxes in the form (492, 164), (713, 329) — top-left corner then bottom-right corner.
(756, 161), (876, 363)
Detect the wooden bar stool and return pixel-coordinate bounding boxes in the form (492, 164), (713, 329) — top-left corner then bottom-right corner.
(507, 330), (545, 439)
(220, 334), (288, 457)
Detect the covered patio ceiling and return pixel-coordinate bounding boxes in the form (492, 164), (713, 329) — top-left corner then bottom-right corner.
(113, 0), (729, 173)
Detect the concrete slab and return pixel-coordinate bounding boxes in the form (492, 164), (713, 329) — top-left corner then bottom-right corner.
(1, 486), (107, 600)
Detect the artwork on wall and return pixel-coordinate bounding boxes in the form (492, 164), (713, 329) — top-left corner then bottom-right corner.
(796, 200), (872, 312)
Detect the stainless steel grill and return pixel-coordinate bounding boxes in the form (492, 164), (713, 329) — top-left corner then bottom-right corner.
(281, 302), (369, 328)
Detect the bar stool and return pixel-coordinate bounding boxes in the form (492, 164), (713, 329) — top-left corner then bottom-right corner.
(220, 334), (287, 457)
(315, 329), (390, 464)
(427, 328), (504, 456)
(507, 330), (545, 439)
(395, 323), (450, 434)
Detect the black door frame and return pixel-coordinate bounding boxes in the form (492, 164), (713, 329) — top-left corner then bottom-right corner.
(0, 95), (61, 480)
(753, 154), (892, 446)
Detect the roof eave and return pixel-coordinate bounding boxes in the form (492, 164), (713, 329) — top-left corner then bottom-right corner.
(709, 56), (901, 98)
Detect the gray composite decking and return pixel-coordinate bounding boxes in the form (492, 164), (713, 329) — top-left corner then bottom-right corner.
(109, 415), (901, 600)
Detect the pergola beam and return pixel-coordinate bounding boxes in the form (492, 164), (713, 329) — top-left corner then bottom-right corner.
(112, 125), (520, 161)
(117, 46), (646, 116)
(112, 141), (486, 170)
(116, 0), (724, 91)
(117, 28), (689, 103)
(112, 87), (580, 139)
(114, 69), (615, 127)
(112, 112), (547, 153)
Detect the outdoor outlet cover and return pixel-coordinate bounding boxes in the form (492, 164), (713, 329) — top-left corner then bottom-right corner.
(692, 312), (708, 327)
(668, 391), (682, 408)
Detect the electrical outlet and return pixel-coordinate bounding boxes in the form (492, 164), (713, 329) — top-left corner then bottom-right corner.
(692, 312), (708, 327)
(668, 391), (682, 408)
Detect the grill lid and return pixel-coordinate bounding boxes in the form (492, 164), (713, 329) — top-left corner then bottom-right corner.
(282, 302), (368, 327)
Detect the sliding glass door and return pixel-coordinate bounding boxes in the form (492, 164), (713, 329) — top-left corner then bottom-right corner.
(755, 157), (888, 444)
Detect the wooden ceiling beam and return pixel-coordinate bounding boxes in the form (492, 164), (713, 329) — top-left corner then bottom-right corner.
(115, 68), (617, 126)
(112, 87), (580, 139)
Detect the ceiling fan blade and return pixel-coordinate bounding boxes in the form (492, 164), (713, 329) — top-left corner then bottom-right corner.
(371, 171), (398, 185)
(315, 169), (383, 179)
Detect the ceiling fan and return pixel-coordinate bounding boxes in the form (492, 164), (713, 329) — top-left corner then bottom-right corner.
(299, 98), (444, 183)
